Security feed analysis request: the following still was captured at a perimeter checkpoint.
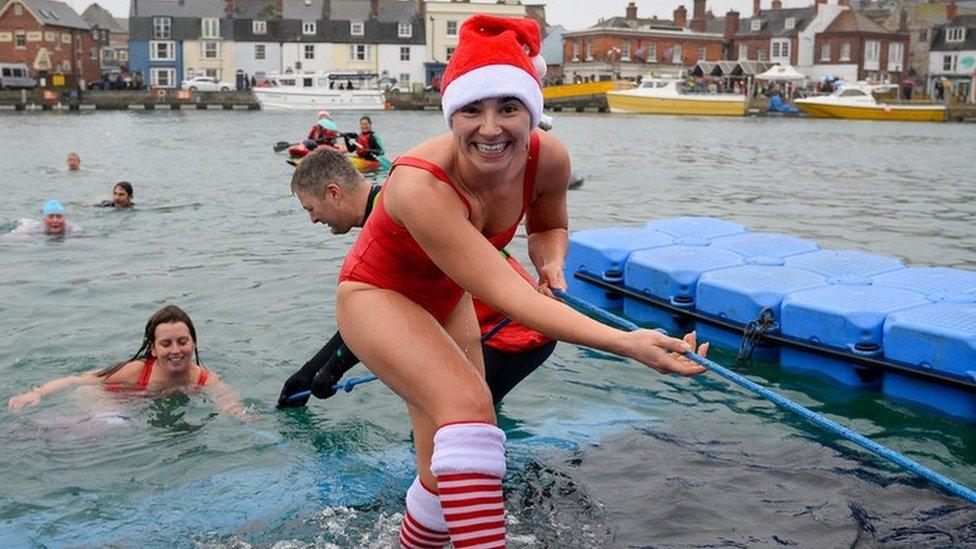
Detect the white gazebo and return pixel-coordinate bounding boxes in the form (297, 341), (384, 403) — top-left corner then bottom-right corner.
(756, 64), (807, 82)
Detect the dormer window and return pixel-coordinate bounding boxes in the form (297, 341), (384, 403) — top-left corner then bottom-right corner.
(398, 22), (412, 38)
(303, 21), (316, 35)
(201, 17), (220, 39)
(784, 17), (795, 30)
(351, 21), (364, 36)
(253, 20), (267, 35)
(751, 19), (762, 32)
(946, 27), (965, 43)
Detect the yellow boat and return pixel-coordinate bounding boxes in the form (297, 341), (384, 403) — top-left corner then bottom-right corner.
(794, 85), (945, 122)
(606, 78), (747, 117)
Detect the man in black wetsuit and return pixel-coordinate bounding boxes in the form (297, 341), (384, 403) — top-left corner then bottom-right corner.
(277, 148), (556, 408)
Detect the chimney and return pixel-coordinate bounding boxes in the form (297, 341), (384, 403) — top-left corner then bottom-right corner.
(224, 0), (234, 16)
(771, 0), (782, 9)
(725, 9), (740, 40)
(626, 2), (637, 21)
(898, 8), (907, 30)
(674, 5), (687, 28)
(691, 0), (706, 32)
(418, 0), (426, 20)
(753, 0), (761, 17)
(275, 0), (283, 15)
(815, 0), (827, 15)
(947, 0), (957, 21)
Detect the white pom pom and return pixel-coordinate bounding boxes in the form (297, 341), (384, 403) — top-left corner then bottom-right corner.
(532, 54), (547, 80)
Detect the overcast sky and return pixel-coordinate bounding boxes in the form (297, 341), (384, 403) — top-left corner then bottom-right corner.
(64, 0), (809, 29)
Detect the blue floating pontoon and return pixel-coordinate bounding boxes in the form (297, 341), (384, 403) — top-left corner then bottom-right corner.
(564, 217), (976, 420)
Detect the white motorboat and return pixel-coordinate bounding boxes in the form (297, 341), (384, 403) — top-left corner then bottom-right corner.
(253, 71), (387, 111)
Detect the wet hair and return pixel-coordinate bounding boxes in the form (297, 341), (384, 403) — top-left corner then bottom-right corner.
(96, 305), (201, 378)
(360, 116), (371, 124)
(114, 181), (133, 198)
(290, 147), (363, 197)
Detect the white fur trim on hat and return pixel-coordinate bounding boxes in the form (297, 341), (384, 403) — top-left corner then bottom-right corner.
(442, 64), (543, 129)
(532, 54), (547, 80)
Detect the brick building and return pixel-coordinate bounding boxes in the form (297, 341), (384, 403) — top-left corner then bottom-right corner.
(562, 1), (726, 81)
(815, 7), (908, 81)
(0, 0), (101, 84)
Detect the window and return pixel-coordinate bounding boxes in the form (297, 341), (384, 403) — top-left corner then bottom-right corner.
(205, 68), (218, 78)
(45, 31), (55, 42)
(304, 44), (314, 59)
(62, 33), (71, 44)
(772, 39), (790, 60)
(943, 53), (957, 72)
(90, 47), (97, 60)
(255, 44), (266, 60)
(399, 72), (410, 89)
(888, 42), (903, 71)
(400, 46), (410, 61)
(446, 46), (455, 61)
(253, 20), (267, 34)
(349, 44), (368, 61)
(840, 42), (850, 61)
(119, 50), (128, 62)
(150, 40), (174, 61)
(757, 48), (766, 61)
(751, 19), (762, 32)
(201, 18), (219, 38)
(303, 21), (316, 35)
(585, 39), (593, 60)
(697, 45), (706, 61)
(647, 42), (656, 61)
(153, 17), (171, 39)
(865, 40), (879, 62)
(820, 43), (830, 61)
(62, 60), (70, 72)
(572, 41), (580, 60)
(351, 21), (364, 36)
(946, 27), (965, 43)
(14, 3), (21, 15)
(150, 67), (175, 87)
(398, 22), (412, 38)
(446, 20), (458, 37)
(201, 41), (218, 58)
(918, 29), (927, 42)
(621, 41), (631, 60)
(738, 43), (748, 60)
(14, 31), (25, 48)
(672, 43), (682, 64)
(103, 48), (114, 60)
(784, 17), (796, 30)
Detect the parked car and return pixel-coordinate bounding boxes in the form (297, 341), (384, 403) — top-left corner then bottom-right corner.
(0, 63), (37, 90)
(180, 76), (234, 92)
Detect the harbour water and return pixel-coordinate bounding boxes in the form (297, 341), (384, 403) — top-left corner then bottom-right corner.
(1, 111), (975, 547)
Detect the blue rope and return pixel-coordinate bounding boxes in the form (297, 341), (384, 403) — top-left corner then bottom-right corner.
(285, 317), (513, 403)
(551, 288), (976, 505)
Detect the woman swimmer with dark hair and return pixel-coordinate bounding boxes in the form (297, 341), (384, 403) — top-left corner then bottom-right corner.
(7, 305), (243, 414)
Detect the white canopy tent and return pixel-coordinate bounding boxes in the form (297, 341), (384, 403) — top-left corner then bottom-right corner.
(756, 64), (807, 82)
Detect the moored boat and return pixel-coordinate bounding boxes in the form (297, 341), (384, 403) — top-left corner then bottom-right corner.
(606, 77), (748, 117)
(286, 144), (383, 171)
(253, 71), (387, 111)
(794, 84), (946, 122)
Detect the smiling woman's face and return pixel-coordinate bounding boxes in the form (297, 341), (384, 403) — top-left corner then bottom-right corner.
(451, 97), (532, 174)
(151, 321), (195, 374)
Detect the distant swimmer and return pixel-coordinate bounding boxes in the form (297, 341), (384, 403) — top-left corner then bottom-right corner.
(95, 182), (134, 208)
(10, 200), (81, 236)
(7, 305), (244, 416)
(66, 152), (81, 171)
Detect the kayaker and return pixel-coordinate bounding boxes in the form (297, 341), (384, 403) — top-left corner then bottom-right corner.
(277, 148), (557, 409)
(330, 16), (708, 547)
(304, 111), (345, 153)
(7, 305), (245, 416)
(66, 152), (81, 171)
(95, 182), (134, 208)
(342, 116), (384, 161)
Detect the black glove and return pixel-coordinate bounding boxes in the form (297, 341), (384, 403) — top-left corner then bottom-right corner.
(276, 332), (361, 409)
(276, 365), (317, 408)
(342, 132), (359, 140)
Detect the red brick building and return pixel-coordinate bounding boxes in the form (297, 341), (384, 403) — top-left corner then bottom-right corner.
(815, 8), (909, 81)
(0, 0), (102, 84)
(562, 1), (726, 81)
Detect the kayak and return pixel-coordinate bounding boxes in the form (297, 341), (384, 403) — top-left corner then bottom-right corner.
(287, 143), (382, 172)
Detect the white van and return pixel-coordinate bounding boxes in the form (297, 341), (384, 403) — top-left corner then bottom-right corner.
(0, 63), (37, 90)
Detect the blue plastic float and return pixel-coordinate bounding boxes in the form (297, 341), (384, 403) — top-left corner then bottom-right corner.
(564, 217), (976, 420)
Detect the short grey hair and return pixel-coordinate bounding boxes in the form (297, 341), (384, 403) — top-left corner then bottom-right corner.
(290, 148), (363, 197)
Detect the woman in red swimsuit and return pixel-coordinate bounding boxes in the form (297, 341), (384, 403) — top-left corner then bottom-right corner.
(334, 16), (708, 548)
(7, 305), (243, 415)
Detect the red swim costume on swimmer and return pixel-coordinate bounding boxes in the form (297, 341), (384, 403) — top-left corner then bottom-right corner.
(106, 358), (210, 392)
(339, 131), (540, 324)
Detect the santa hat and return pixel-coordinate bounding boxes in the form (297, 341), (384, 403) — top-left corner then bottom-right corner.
(441, 15), (547, 129)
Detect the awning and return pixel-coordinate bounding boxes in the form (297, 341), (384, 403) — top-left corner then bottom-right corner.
(756, 64), (807, 81)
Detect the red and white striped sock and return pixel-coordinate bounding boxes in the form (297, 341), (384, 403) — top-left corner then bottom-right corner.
(430, 422), (507, 549)
(399, 476), (450, 549)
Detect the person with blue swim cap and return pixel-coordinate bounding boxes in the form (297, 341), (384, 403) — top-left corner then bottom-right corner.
(41, 199), (68, 235)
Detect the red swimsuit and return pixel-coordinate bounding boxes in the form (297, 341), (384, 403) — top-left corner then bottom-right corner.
(339, 132), (541, 323)
(106, 358), (210, 392)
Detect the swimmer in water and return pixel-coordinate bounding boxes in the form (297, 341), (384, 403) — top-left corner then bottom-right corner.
(9, 200), (81, 237)
(66, 152), (81, 171)
(95, 182), (134, 208)
(7, 305), (244, 415)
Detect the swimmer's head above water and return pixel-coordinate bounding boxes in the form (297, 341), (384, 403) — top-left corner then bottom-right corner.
(42, 199), (66, 234)
(97, 304), (201, 379)
(113, 182), (133, 207)
(66, 152), (81, 171)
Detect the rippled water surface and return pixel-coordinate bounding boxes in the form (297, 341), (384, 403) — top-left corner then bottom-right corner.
(1, 111), (975, 547)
